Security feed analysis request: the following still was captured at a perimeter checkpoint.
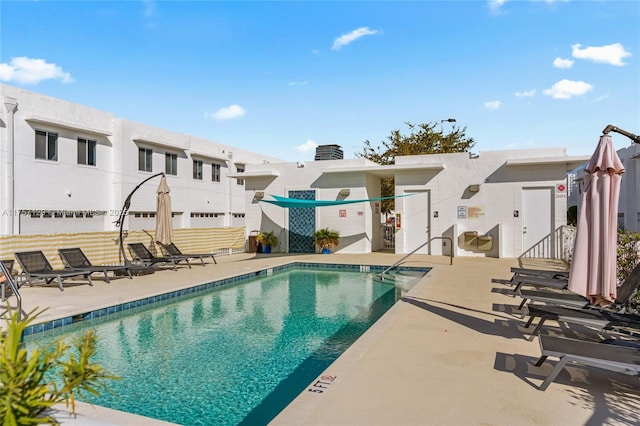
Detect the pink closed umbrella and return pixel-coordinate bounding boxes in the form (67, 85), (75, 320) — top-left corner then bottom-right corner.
(568, 135), (625, 306)
(155, 176), (173, 246)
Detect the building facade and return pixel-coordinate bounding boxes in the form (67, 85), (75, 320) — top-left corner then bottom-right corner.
(0, 84), (283, 236)
(239, 149), (589, 258)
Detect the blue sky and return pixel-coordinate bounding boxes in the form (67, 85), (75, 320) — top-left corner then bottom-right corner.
(1, 1), (638, 162)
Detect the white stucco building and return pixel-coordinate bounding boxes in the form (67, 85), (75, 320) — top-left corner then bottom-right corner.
(3, 83), (611, 260)
(0, 84), (283, 236)
(238, 149), (590, 258)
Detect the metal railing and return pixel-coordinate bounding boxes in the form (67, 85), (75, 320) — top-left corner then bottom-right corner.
(379, 236), (453, 280)
(1, 261), (24, 322)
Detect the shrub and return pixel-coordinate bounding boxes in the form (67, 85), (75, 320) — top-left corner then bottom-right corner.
(0, 309), (120, 425)
(617, 230), (640, 312)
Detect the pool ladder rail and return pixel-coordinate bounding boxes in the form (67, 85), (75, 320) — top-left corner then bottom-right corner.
(1, 261), (25, 322)
(379, 237), (453, 280)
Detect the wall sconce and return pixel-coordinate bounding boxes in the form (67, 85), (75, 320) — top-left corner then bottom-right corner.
(468, 184), (480, 193)
(254, 191), (265, 200)
(338, 188), (350, 197)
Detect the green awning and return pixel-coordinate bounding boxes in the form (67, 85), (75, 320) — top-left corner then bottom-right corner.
(260, 194), (413, 208)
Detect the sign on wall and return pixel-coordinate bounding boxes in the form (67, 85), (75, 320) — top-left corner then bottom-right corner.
(457, 206), (467, 219)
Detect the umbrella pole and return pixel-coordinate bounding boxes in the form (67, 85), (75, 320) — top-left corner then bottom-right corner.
(602, 124), (640, 144)
(114, 172), (165, 266)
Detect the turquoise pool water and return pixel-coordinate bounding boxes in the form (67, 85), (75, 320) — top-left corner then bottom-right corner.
(24, 265), (427, 425)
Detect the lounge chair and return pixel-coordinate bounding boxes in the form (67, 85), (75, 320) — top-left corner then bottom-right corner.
(160, 242), (216, 266)
(14, 251), (93, 291)
(127, 243), (185, 270)
(492, 267), (569, 284)
(1, 259), (16, 300)
(58, 248), (133, 283)
(535, 334), (640, 390)
(510, 267), (569, 279)
(523, 261), (640, 337)
(516, 287), (592, 310)
(492, 274), (568, 294)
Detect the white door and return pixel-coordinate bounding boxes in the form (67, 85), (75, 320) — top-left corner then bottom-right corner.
(522, 188), (554, 257)
(404, 190), (431, 254)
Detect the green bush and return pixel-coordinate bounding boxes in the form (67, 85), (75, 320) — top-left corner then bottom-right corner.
(617, 231), (640, 312)
(0, 309), (120, 425)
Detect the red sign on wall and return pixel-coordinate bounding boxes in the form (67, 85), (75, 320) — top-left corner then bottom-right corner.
(339, 209), (346, 217)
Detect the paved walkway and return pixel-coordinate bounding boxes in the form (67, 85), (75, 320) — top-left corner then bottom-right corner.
(4, 253), (639, 425)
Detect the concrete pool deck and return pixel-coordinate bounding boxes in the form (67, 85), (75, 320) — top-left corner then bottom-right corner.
(5, 252), (639, 425)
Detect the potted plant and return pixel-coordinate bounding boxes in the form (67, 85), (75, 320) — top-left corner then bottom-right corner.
(256, 230), (278, 254)
(312, 228), (340, 254)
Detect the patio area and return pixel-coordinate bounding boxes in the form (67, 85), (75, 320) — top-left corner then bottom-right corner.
(6, 252), (639, 425)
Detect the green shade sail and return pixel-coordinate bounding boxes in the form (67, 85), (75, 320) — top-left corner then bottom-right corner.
(260, 194), (413, 208)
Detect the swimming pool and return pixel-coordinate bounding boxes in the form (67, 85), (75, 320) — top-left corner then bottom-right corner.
(24, 264), (428, 425)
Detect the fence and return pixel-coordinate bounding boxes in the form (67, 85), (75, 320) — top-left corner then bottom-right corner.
(0, 227), (247, 272)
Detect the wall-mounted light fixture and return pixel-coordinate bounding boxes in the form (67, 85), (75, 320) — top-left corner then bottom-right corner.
(338, 188), (350, 196)
(254, 191), (265, 200)
(468, 184), (480, 193)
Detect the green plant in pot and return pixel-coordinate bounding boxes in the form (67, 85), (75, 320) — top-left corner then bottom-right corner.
(256, 230), (278, 253)
(313, 228), (340, 254)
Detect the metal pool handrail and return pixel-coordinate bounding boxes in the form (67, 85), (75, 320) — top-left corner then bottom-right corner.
(1, 260), (23, 322)
(379, 237), (453, 280)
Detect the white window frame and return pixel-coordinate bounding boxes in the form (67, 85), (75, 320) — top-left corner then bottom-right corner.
(138, 147), (153, 172)
(212, 162), (221, 182)
(35, 129), (58, 161)
(165, 153), (178, 175)
(193, 159), (203, 180)
(77, 137), (97, 166)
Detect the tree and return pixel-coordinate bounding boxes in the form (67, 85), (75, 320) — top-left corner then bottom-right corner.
(356, 121), (475, 214)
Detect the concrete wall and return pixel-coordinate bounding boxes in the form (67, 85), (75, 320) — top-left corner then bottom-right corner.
(242, 159), (382, 254)
(0, 84), (282, 236)
(611, 144), (640, 232)
(394, 149), (580, 258)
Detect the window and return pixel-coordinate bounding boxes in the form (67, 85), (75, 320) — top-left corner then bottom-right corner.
(193, 159), (203, 180)
(77, 138), (97, 166)
(35, 130), (58, 161)
(138, 148), (153, 172)
(165, 153), (178, 175)
(236, 165), (245, 185)
(212, 163), (221, 182)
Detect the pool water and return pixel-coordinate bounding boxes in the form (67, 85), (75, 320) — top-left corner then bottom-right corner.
(24, 267), (425, 425)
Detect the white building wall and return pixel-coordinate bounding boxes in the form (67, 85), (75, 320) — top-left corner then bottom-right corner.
(615, 144), (640, 232)
(394, 149), (581, 258)
(0, 84), (282, 236)
(242, 159), (381, 254)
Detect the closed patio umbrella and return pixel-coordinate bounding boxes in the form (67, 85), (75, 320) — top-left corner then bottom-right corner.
(568, 135), (625, 306)
(155, 175), (173, 245)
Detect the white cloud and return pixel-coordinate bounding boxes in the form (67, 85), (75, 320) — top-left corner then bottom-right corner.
(543, 79), (593, 99)
(0, 57), (74, 85)
(515, 89), (536, 97)
(484, 100), (501, 110)
(288, 81), (309, 86)
(488, 0), (508, 11)
(553, 57), (574, 69)
(208, 105), (246, 121)
(294, 140), (318, 153)
(571, 43), (631, 66)
(332, 27), (379, 51)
